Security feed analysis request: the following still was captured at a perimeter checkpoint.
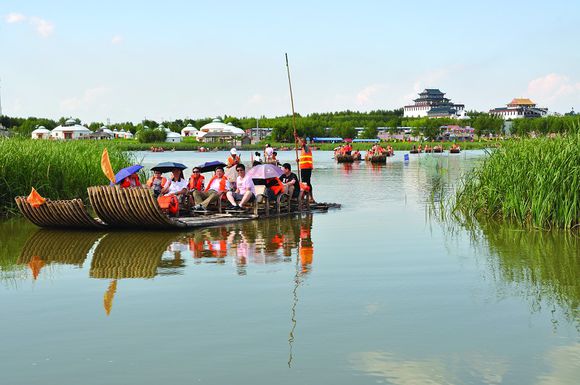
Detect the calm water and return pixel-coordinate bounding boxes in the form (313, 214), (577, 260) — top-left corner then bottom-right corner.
(1, 150), (578, 385)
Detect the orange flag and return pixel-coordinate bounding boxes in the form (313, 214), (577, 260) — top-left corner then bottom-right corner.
(27, 187), (46, 208)
(101, 148), (116, 184)
(104, 280), (118, 316)
(28, 256), (45, 280)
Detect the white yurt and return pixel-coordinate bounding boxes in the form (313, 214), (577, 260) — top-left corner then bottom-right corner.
(196, 118), (245, 142)
(31, 126), (51, 139)
(181, 123), (199, 137)
(101, 126), (114, 136)
(165, 131), (182, 143)
(51, 118), (91, 140)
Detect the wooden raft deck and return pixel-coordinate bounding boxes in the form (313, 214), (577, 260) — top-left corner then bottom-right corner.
(16, 186), (338, 230)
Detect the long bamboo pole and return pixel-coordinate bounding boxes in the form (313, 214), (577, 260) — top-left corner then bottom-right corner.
(285, 53), (301, 183)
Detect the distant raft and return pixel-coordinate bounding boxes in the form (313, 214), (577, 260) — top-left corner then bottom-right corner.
(16, 186), (339, 231)
(365, 154), (388, 163)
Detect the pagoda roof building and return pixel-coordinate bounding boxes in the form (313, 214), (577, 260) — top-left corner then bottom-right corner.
(404, 88), (466, 118)
(490, 97), (547, 120)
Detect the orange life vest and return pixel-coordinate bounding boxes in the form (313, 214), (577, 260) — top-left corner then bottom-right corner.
(146, 176), (167, 188)
(188, 175), (204, 191)
(205, 175), (227, 192)
(227, 155), (240, 167)
(267, 177), (284, 195)
(299, 148), (313, 169)
(121, 174), (141, 188)
(157, 195), (179, 215)
(299, 182), (311, 192)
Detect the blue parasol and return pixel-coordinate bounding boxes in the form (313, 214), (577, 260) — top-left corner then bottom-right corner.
(151, 162), (188, 173)
(113, 164), (143, 185)
(197, 161), (226, 173)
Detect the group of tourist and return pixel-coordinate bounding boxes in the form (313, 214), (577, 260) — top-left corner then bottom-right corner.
(118, 137), (315, 215)
(367, 144), (394, 157)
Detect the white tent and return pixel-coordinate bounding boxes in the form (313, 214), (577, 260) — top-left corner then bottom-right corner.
(51, 119), (91, 140)
(196, 118), (245, 142)
(165, 131), (182, 143)
(181, 123), (199, 137)
(31, 126), (51, 139)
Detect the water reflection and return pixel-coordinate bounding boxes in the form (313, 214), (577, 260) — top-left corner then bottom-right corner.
(437, 215), (580, 330)
(18, 230), (104, 278)
(470, 221), (580, 328)
(12, 215), (316, 317)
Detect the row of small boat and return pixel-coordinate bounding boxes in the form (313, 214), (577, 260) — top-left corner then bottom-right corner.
(336, 153), (391, 163)
(409, 148), (460, 154)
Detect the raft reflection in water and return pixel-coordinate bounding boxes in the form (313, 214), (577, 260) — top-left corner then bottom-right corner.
(17, 214), (315, 313)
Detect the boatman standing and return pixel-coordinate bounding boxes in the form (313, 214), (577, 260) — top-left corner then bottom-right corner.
(296, 135), (315, 203)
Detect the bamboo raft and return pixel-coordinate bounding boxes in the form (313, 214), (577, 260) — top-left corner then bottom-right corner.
(364, 154), (388, 163)
(334, 154), (361, 163)
(16, 186), (339, 230)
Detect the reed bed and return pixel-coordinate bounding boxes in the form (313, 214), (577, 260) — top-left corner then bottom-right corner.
(455, 131), (580, 229)
(0, 138), (132, 216)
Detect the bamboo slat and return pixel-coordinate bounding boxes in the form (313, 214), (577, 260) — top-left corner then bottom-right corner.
(14, 196), (106, 229)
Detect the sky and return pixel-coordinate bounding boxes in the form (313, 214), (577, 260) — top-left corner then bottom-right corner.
(1, 0), (579, 124)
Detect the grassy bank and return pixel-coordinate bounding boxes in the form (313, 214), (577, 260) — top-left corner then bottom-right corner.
(455, 132), (580, 229)
(116, 139), (494, 152)
(0, 138), (132, 216)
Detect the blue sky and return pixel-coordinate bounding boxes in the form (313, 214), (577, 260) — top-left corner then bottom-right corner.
(1, 0), (579, 123)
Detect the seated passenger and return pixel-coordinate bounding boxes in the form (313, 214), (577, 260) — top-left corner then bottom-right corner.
(161, 168), (188, 202)
(225, 164), (255, 210)
(120, 173), (141, 188)
(146, 170), (167, 197)
(279, 163), (300, 199)
(252, 152), (263, 166)
(187, 167), (205, 208)
(264, 177), (285, 201)
(226, 148), (240, 168)
(271, 151), (280, 166)
(192, 167), (230, 211)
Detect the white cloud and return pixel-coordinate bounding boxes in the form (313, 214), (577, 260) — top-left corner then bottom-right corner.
(60, 86), (110, 112)
(29, 17), (54, 37)
(111, 35), (123, 45)
(4, 12), (54, 37)
(5, 13), (26, 23)
(527, 73), (580, 108)
(355, 84), (387, 106)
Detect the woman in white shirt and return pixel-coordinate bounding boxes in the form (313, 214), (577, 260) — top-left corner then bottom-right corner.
(161, 168), (188, 200)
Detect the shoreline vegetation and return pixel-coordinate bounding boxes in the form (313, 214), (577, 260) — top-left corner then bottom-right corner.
(116, 139), (494, 152)
(454, 129), (580, 230)
(0, 138), (132, 217)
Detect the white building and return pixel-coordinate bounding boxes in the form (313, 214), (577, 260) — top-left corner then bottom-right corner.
(51, 119), (91, 140)
(403, 89), (465, 118)
(181, 123), (199, 137)
(196, 118), (245, 143)
(489, 98), (548, 120)
(31, 126), (51, 139)
(165, 131), (182, 143)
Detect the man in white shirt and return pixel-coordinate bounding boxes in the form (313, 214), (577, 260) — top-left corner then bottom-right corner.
(226, 163), (255, 210)
(161, 168), (188, 197)
(192, 167), (230, 211)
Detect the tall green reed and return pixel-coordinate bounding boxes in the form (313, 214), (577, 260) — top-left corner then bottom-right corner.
(455, 129), (580, 229)
(0, 138), (133, 216)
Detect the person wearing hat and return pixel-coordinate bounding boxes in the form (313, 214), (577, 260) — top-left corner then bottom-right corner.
(226, 148), (241, 169)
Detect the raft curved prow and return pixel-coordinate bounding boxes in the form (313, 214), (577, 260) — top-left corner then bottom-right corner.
(15, 196), (106, 229)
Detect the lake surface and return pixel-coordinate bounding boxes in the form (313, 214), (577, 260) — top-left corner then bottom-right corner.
(1, 150), (579, 385)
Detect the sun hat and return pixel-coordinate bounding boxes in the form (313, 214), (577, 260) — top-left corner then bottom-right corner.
(230, 148), (237, 155)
